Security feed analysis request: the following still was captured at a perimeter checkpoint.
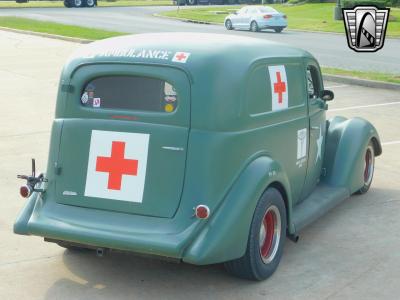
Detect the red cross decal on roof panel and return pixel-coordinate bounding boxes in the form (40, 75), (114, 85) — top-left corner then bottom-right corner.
(273, 72), (286, 104)
(172, 52), (191, 63)
(96, 141), (138, 190)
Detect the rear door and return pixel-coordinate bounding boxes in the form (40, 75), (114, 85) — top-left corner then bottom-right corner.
(55, 64), (190, 218)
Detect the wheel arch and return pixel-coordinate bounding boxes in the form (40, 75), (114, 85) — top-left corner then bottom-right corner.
(182, 155), (293, 265)
(323, 116), (382, 193)
(268, 181), (290, 234)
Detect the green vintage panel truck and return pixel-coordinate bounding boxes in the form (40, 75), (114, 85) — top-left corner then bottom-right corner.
(15, 33), (382, 281)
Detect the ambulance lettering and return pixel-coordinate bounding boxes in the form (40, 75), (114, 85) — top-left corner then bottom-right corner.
(84, 130), (150, 203)
(268, 65), (288, 111)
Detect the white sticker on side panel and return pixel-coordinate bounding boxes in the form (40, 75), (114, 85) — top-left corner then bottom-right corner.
(84, 130), (150, 203)
(268, 65), (288, 111)
(296, 128), (307, 168)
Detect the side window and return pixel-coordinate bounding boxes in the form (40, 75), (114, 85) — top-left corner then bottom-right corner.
(237, 7), (246, 14)
(247, 63), (306, 115)
(249, 8), (257, 14)
(306, 66), (321, 99)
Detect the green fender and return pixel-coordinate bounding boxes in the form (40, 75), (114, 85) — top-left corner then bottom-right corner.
(323, 116), (382, 193)
(182, 155), (291, 265)
(14, 192), (40, 235)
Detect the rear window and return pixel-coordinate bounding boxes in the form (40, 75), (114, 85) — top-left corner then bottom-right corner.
(80, 76), (178, 113)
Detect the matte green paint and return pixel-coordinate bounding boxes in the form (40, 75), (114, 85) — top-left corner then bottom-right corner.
(14, 33), (382, 265)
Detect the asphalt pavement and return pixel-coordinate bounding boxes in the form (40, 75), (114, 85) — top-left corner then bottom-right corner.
(0, 31), (400, 300)
(0, 6), (399, 74)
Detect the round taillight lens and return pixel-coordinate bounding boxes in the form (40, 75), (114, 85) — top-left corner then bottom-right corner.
(20, 185), (32, 198)
(195, 205), (210, 219)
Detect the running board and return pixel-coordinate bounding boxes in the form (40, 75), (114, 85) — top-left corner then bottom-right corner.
(292, 184), (350, 233)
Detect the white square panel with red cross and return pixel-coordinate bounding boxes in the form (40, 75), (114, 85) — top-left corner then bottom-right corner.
(172, 52), (190, 63)
(268, 65), (288, 111)
(84, 130), (150, 203)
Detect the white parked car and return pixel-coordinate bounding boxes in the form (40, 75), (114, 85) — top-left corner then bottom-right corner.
(225, 6), (288, 33)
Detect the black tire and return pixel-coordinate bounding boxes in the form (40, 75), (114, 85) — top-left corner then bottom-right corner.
(356, 141), (375, 194)
(72, 0), (84, 7)
(274, 27), (284, 33)
(250, 21), (259, 32)
(225, 19), (233, 30)
(186, 0), (196, 5)
(63, 0), (72, 7)
(84, 0), (96, 7)
(224, 187), (287, 281)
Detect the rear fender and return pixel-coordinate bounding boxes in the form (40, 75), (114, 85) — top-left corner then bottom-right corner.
(182, 155), (291, 265)
(323, 116), (382, 193)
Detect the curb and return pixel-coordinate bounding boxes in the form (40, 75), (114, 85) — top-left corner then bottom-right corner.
(0, 26), (93, 44)
(323, 74), (400, 91)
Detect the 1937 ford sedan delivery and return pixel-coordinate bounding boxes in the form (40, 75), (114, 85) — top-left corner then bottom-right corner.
(15, 33), (382, 280)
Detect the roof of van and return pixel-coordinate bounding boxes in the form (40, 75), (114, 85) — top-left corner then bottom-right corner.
(65, 32), (313, 75)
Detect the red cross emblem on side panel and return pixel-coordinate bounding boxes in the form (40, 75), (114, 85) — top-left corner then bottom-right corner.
(268, 65), (288, 111)
(273, 72), (286, 104)
(96, 141), (138, 190)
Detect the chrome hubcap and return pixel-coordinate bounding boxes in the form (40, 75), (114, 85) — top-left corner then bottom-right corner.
(74, 0), (82, 6)
(259, 205), (281, 264)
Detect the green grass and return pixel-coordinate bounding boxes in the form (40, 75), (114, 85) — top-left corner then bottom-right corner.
(161, 4), (400, 37)
(0, 16), (126, 39)
(0, 0), (172, 8)
(322, 67), (400, 84)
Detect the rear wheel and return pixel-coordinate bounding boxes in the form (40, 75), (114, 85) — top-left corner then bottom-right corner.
(63, 0), (72, 7)
(85, 0), (96, 7)
(250, 21), (259, 32)
(274, 27), (284, 33)
(186, 0), (196, 5)
(225, 19), (233, 30)
(73, 0), (83, 7)
(224, 187), (287, 280)
(357, 141), (375, 194)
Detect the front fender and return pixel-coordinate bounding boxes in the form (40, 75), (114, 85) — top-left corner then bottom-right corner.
(182, 155), (291, 265)
(323, 116), (382, 193)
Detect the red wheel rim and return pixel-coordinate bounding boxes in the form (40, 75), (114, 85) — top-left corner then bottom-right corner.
(364, 149), (371, 182)
(259, 205), (281, 264)
(363, 146), (374, 186)
(260, 211), (275, 257)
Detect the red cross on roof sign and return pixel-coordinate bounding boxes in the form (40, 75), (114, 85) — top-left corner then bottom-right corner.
(172, 52), (190, 63)
(268, 65), (288, 111)
(84, 130), (149, 203)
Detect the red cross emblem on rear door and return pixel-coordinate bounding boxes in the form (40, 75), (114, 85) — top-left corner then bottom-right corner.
(96, 141), (138, 190)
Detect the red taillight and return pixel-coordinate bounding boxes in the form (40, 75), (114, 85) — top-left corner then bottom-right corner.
(263, 15), (273, 19)
(20, 185), (32, 198)
(195, 205), (210, 219)
(283, 15), (287, 19)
